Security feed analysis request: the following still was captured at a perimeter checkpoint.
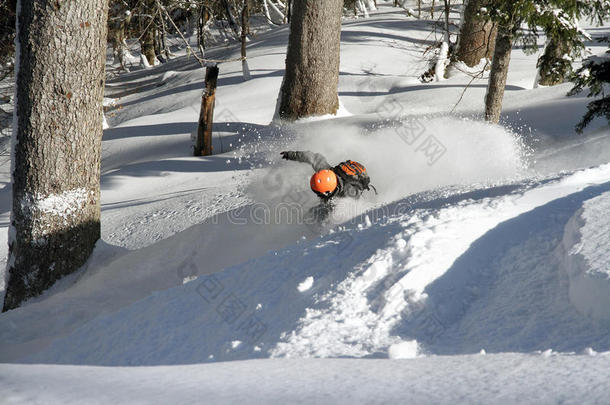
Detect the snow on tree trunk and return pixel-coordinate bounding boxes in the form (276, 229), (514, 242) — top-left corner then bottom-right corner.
(435, 41), (449, 81)
(456, 0), (497, 67)
(276, 0), (343, 121)
(356, 0), (370, 18)
(262, 0), (273, 23)
(435, 1), (451, 81)
(267, 0), (285, 22)
(365, 0), (377, 11)
(485, 27), (513, 124)
(3, 0), (108, 311)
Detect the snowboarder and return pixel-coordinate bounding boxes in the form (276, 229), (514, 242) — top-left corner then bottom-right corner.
(280, 150), (376, 221)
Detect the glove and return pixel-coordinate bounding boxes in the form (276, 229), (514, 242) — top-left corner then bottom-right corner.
(280, 151), (291, 160)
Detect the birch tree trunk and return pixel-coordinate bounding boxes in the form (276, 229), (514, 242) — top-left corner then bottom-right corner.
(456, 0), (497, 67)
(3, 0), (109, 311)
(485, 27), (513, 123)
(276, 0), (343, 121)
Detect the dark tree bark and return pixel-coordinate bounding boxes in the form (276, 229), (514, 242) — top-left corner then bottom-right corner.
(241, 1), (251, 80)
(194, 66), (219, 157)
(456, 0), (497, 67)
(485, 27), (513, 123)
(276, 0), (343, 121)
(4, 0), (109, 311)
(222, 0), (239, 36)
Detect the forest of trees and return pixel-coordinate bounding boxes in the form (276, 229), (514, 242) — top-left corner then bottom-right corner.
(2, 0), (609, 310)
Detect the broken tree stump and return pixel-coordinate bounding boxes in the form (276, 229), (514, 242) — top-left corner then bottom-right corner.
(194, 65), (219, 156)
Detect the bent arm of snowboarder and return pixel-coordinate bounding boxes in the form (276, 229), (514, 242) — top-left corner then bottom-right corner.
(280, 151), (331, 172)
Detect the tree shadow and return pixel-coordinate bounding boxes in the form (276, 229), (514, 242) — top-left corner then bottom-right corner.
(103, 122), (197, 141)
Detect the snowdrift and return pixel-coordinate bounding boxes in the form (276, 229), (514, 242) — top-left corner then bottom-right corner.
(3, 161), (608, 366)
(560, 191), (610, 323)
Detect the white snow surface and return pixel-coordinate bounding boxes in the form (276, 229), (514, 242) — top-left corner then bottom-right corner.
(2, 354), (609, 405)
(1, 2), (610, 403)
(560, 190), (610, 322)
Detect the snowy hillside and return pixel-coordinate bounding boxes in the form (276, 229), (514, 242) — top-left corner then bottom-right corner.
(1, 2), (610, 403)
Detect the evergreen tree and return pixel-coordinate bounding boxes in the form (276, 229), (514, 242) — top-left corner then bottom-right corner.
(569, 36), (610, 132)
(484, 0), (590, 123)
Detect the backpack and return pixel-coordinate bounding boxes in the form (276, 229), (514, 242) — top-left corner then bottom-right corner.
(336, 160), (372, 194)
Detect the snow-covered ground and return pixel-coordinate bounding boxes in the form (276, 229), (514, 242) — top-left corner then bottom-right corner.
(1, 2), (609, 403)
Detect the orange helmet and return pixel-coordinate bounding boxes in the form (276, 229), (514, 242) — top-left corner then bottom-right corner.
(310, 169), (338, 197)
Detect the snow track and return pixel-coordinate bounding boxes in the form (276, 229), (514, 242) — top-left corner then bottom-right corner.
(5, 164), (608, 366)
(1, 3), (610, 401)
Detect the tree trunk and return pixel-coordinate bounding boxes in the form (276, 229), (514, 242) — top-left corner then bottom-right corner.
(456, 0), (497, 67)
(222, 0), (240, 36)
(3, 0), (109, 311)
(159, 12), (170, 62)
(198, 5), (210, 55)
(286, 0), (291, 23)
(276, 0), (343, 121)
(195, 66), (219, 157)
(140, 1), (156, 66)
(485, 27), (513, 124)
(241, 1), (251, 81)
(537, 37), (570, 86)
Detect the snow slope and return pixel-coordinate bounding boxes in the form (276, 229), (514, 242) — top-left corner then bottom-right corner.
(1, 2), (609, 403)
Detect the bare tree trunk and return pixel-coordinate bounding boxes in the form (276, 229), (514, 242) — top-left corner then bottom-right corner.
(286, 0), (291, 23)
(431, 0), (435, 19)
(195, 66), (219, 156)
(537, 37), (570, 86)
(140, 1), (157, 66)
(417, 0), (421, 18)
(108, 6), (130, 69)
(277, 0), (343, 121)
(444, 0), (450, 41)
(222, 0), (239, 35)
(159, 12), (170, 62)
(267, 0), (285, 22)
(4, 0), (109, 311)
(198, 5), (210, 56)
(241, 1), (251, 80)
(455, 0), (497, 67)
(485, 27), (513, 124)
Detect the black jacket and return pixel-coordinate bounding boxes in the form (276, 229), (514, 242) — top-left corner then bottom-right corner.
(281, 151), (367, 200)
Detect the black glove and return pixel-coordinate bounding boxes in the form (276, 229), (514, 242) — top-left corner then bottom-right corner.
(280, 151), (292, 160)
